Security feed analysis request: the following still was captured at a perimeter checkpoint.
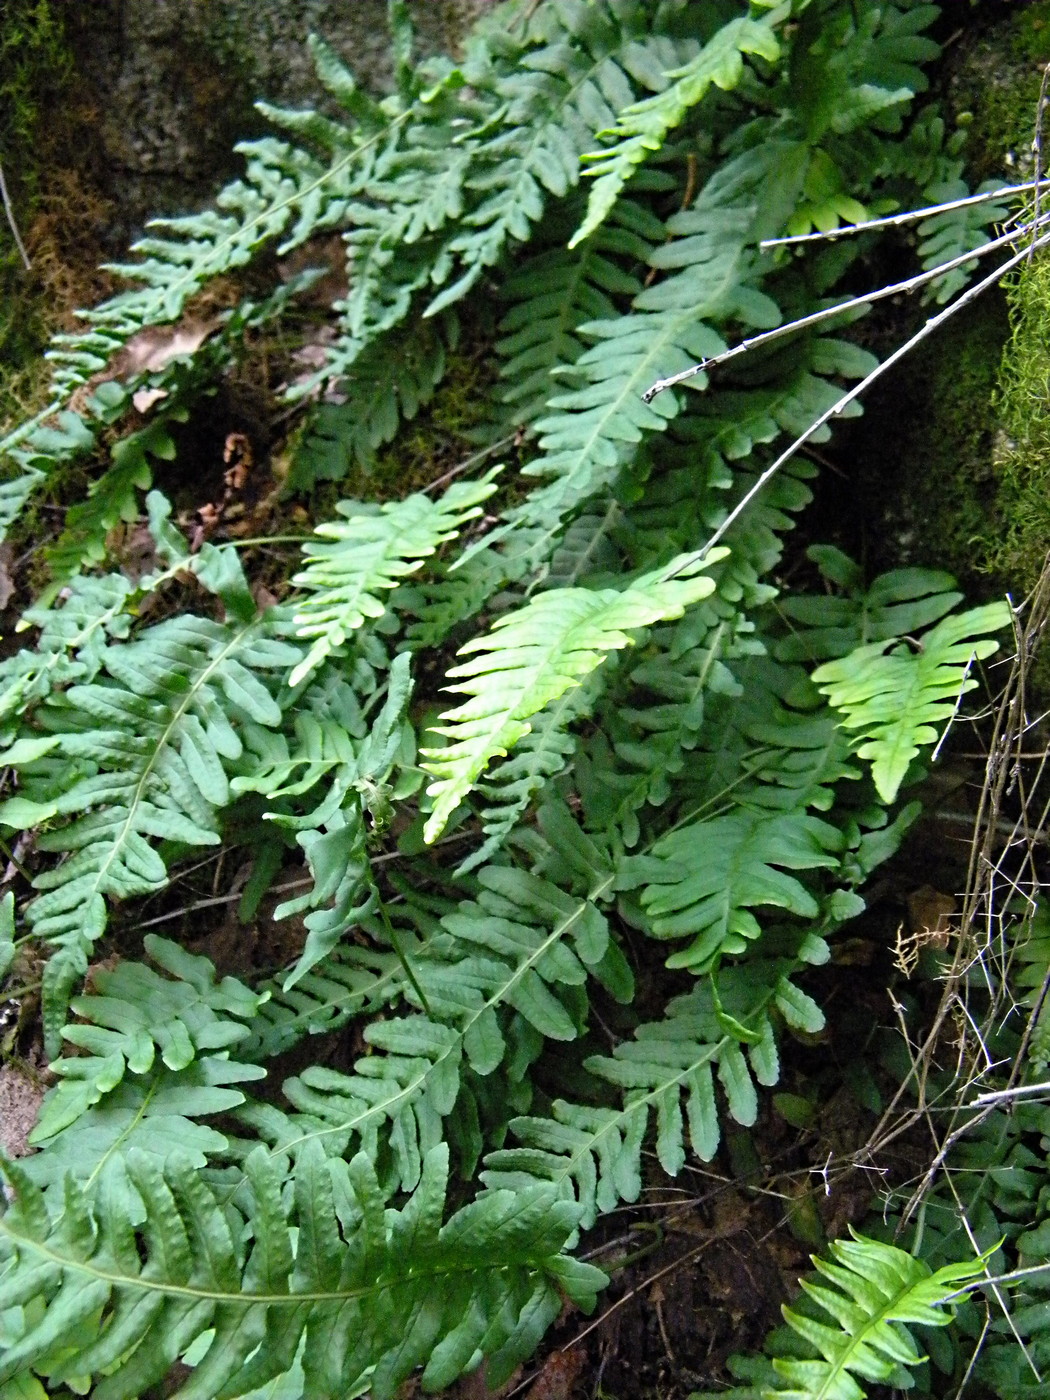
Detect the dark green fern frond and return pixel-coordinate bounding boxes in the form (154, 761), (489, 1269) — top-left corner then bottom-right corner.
(30, 935), (266, 1144)
(571, 11), (782, 247)
(1, 612), (298, 1045)
(0, 1142), (605, 1400)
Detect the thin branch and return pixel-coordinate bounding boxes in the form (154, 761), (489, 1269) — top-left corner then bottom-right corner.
(759, 179), (1027, 249)
(661, 227), (1050, 580)
(643, 216), (1042, 402)
(0, 163), (30, 271)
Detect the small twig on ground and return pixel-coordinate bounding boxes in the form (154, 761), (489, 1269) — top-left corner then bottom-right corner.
(0, 163), (31, 271)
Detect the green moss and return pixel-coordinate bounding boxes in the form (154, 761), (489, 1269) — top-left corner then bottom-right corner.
(989, 252), (1050, 591)
(0, 0), (70, 211)
(0, 0), (73, 416)
(947, 0), (1050, 181)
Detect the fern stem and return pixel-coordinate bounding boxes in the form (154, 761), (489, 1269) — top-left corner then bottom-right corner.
(374, 887), (432, 1016)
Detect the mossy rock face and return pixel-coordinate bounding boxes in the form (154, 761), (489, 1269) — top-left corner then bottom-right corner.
(945, 0), (1050, 181)
(818, 290), (1009, 590)
(59, 0), (497, 251)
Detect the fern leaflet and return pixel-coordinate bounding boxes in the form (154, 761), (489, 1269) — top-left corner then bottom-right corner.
(421, 551), (727, 842)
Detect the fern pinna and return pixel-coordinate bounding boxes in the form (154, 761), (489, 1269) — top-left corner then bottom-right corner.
(0, 0), (1019, 1395)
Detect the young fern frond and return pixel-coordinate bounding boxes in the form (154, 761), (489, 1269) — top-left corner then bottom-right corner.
(0, 1143), (605, 1400)
(767, 1232), (986, 1400)
(813, 600), (1010, 802)
(420, 550), (727, 843)
(289, 474), (499, 687)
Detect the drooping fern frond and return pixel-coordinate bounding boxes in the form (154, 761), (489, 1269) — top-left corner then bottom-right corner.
(570, 12), (782, 248)
(1, 611), (298, 1045)
(482, 951), (824, 1225)
(0, 1142), (606, 1400)
(289, 473), (499, 687)
(421, 550), (727, 842)
(812, 600), (1010, 802)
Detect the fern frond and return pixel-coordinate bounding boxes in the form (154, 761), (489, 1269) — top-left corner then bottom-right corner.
(421, 551), (726, 842)
(281, 857), (624, 1189)
(19, 1058), (262, 1193)
(236, 654), (415, 985)
(571, 14), (781, 248)
(635, 809), (843, 973)
(289, 319), (450, 487)
(0, 1142), (605, 1400)
(421, 1), (674, 318)
(495, 199), (658, 430)
(812, 600), (1010, 802)
(767, 1231), (985, 1400)
(777, 545), (962, 663)
(31, 936), (267, 1143)
(289, 473), (499, 687)
(1, 613), (297, 1046)
(483, 959), (818, 1225)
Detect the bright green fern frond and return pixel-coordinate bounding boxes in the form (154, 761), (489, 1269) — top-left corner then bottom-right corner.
(812, 600), (1011, 803)
(571, 13), (781, 248)
(0, 1142), (605, 1400)
(421, 550), (728, 842)
(290, 472), (499, 687)
(767, 1231), (986, 1400)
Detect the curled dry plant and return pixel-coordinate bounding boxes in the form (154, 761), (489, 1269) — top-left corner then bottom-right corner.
(0, 1), (1043, 1396)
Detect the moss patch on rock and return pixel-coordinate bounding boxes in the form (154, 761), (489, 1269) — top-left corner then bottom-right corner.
(989, 251), (1050, 591)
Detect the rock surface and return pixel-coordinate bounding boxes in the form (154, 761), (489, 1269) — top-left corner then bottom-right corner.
(62, 0), (495, 249)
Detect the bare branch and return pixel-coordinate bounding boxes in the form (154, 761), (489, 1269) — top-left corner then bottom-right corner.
(0, 163), (31, 271)
(759, 179), (1027, 249)
(643, 216), (1042, 403)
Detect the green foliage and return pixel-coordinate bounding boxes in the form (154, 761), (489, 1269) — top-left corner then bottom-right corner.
(0, 0), (1020, 1394)
(812, 601), (1009, 802)
(692, 1232), (987, 1400)
(0, 1142), (605, 1400)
